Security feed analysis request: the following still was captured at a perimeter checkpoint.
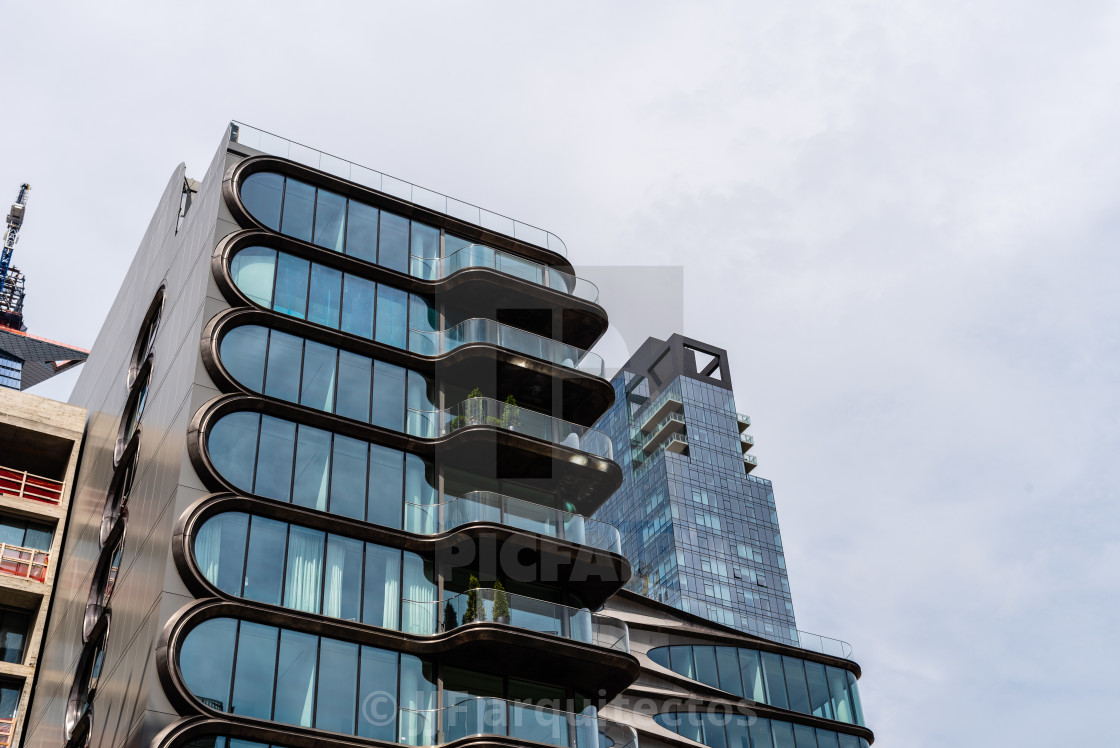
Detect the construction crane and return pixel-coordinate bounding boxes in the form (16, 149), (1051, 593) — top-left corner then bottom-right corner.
(0, 183), (30, 329)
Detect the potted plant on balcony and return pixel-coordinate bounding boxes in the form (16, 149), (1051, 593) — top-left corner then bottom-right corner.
(493, 580), (511, 625)
(443, 599), (458, 632)
(501, 395), (520, 431)
(462, 574), (485, 624)
(450, 388), (484, 430)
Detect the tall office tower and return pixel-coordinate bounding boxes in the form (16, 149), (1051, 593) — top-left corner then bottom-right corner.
(22, 122), (640, 748)
(0, 386), (85, 748)
(593, 336), (802, 645)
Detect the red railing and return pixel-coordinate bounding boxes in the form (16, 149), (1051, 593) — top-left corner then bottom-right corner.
(0, 715), (14, 748)
(0, 542), (49, 582)
(0, 465), (64, 505)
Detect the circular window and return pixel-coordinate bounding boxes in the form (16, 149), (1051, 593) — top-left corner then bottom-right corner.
(100, 449), (137, 546)
(84, 528), (124, 641)
(66, 616), (109, 737)
(127, 287), (165, 388)
(114, 360), (151, 464)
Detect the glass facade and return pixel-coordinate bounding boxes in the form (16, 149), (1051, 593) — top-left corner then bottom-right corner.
(593, 372), (798, 643)
(647, 646), (864, 726)
(655, 712), (868, 748)
(0, 352), (20, 390)
(0, 608), (30, 664)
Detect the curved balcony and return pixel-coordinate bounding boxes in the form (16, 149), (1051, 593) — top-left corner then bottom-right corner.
(405, 491), (621, 555)
(410, 244), (598, 303)
(410, 319), (604, 378)
(230, 121), (569, 257)
(402, 588), (629, 652)
(407, 397), (613, 461)
(400, 697), (638, 748)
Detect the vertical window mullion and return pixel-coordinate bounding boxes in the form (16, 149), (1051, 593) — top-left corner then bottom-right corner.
(287, 424), (300, 506)
(270, 622), (282, 720)
(226, 619), (242, 713)
(238, 513), (254, 598)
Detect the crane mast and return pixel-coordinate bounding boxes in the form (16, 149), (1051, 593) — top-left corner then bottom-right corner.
(0, 183), (30, 329)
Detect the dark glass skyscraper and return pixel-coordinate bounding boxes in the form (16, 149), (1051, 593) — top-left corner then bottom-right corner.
(593, 335), (806, 646)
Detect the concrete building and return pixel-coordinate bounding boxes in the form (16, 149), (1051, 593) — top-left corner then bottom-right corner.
(0, 386), (85, 748)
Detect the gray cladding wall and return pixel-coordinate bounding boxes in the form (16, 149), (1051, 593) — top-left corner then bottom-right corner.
(24, 131), (239, 748)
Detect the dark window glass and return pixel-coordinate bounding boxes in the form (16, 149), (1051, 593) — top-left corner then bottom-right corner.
(805, 661), (833, 720)
(292, 426), (331, 512)
(405, 454), (436, 508)
(180, 618), (236, 711)
(717, 647), (744, 697)
(368, 445), (404, 529)
(739, 649), (766, 702)
(814, 730), (840, 748)
(747, 717), (773, 748)
(240, 173), (284, 230)
(826, 667), (854, 724)
(346, 201), (379, 263)
(264, 330), (303, 403)
(308, 264), (343, 329)
(836, 735), (860, 748)
(407, 294), (436, 353)
(793, 724), (819, 748)
(330, 435), (367, 520)
(230, 247), (277, 307)
(230, 621), (277, 719)
(694, 646), (719, 686)
(255, 415), (296, 502)
(274, 253), (310, 319)
(647, 647), (670, 669)
(283, 526), (324, 614)
(340, 275), (376, 339)
(371, 360), (406, 431)
(847, 671), (865, 726)
(323, 535), (364, 623)
(195, 512), (249, 595)
(377, 211), (409, 273)
(313, 189), (347, 252)
(220, 325), (269, 392)
(772, 721), (797, 748)
(0, 609), (31, 664)
(243, 516), (287, 606)
(207, 411), (259, 492)
(335, 351), (372, 423)
(410, 222), (440, 263)
(760, 652), (789, 709)
(300, 340), (337, 413)
(374, 284), (408, 349)
(667, 645), (694, 678)
(358, 646), (398, 740)
(273, 629), (318, 726)
(362, 545), (401, 629)
(783, 656), (811, 715)
(316, 638), (358, 733)
(281, 179), (315, 243)
(725, 715), (750, 748)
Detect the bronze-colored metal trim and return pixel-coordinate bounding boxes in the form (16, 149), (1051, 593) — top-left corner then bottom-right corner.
(223, 155), (576, 276)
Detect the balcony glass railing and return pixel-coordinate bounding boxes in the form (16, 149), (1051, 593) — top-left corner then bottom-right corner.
(736, 412), (751, 431)
(0, 542), (49, 582)
(636, 412), (685, 453)
(230, 121), (568, 256)
(0, 464), (64, 505)
(401, 588), (629, 652)
(633, 387), (683, 433)
(790, 630), (854, 660)
(407, 397), (613, 461)
(410, 244), (598, 303)
(409, 318), (605, 378)
(399, 697), (638, 748)
(404, 491), (622, 555)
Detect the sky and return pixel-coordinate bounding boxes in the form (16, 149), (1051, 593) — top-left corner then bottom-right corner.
(3, 1), (1119, 744)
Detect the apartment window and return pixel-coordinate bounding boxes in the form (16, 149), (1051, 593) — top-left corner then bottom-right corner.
(0, 608), (31, 664)
(0, 515), (52, 551)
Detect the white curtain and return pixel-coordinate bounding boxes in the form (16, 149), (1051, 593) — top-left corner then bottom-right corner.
(195, 518), (222, 585)
(401, 554), (435, 635)
(323, 540), (344, 618)
(284, 528), (323, 614)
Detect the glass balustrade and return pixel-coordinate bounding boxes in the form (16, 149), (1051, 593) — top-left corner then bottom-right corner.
(404, 491), (621, 555)
(399, 697), (638, 748)
(408, 319), (605, 378)
(406, 397), (613, 460)
(409, 244), (598, 303)
(400, 588), (629, 652)
(231, 122), (568, 257)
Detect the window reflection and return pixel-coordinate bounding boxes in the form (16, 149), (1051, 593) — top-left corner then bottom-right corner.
(648, 645), (864, 727)
(207, 411), (433, 531)
(655, 712), (867, 748)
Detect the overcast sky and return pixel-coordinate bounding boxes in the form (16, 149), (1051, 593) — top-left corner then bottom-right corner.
(4, 2), (1119, 745)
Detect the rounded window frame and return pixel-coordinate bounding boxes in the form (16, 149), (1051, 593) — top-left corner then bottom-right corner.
(66, 613), (110, 739)
(127, 286), (166, 388)
(84, 521), (125, 641)
(115, 355), (152, 464)
(100, 438), (139, 546)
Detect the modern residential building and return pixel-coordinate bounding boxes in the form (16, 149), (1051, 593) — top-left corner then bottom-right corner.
(22, 121), (871, 748)
(592, 335), (803, 645)
(22, 122), (638, 748)
(0, 386), (85, 748)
